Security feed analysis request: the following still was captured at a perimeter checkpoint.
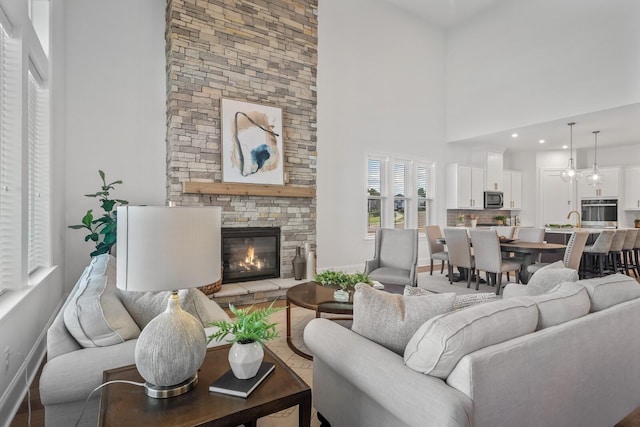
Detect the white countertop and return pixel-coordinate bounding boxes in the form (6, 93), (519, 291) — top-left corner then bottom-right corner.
(544, 228), (602, 234)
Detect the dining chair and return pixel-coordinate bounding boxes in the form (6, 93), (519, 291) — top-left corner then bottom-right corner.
(608, 229), (627, 274)
(491, 226), (515, 239)
(425, 225), (448, 276)
(469, 229), (521, 295)
(621, 228), (639, 277)
(443, 228), (475, 288)
(528, 231), (589, 275)
(364, 228), (419, 286)
(581, 229), (615, 277)
(507, 227), (544, 281)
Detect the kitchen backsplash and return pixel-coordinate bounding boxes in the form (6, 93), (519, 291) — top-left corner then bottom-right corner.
(446, 210), (519, 227)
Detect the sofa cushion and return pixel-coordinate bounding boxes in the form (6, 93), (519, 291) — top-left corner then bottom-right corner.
(403, 285), (497, 310)
(577, 274), (640, 312)
(352, 283), (455, 355)
(119, 288), (216, 329)
(526, 261), (579, 295)
(529, 282), (591, 330)
(63, 255), (140, 348)
(404, 297), (538, 379)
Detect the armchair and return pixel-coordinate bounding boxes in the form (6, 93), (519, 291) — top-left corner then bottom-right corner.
(364, 228), (418, 287)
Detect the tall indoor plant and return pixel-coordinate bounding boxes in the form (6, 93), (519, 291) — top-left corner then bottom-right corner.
(68, 170), (128, 257)
(208, 303), (280, 379)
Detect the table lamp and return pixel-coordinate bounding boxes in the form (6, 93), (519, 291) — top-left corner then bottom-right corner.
(116, 205), (222, 398)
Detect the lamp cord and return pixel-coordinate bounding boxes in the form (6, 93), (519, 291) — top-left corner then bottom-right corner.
(74, 380), (145, 427)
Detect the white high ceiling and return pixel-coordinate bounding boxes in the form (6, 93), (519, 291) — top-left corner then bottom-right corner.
(379, 0), (640, 152)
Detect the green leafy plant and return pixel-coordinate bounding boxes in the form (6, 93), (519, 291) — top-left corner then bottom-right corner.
(313, 271), (373, 290)
(68, 170), (128, 257)
(208, 303), (281, 346)
(494, 215), (507, 222)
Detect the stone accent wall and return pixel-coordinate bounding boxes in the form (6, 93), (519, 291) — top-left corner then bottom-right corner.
(166, 0), (318, 278)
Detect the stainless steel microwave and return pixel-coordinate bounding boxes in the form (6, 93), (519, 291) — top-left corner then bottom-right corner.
(484, 191), (504, 209)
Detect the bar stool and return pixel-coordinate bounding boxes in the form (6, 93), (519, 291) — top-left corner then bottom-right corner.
(582, 230), (615, 277)
(621, 229), (639, 277)
(634, 231), (640, 278)
(608, 229), (627, 274)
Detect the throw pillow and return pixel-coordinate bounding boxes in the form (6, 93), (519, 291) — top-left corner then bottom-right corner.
(404, 297), (538, 379)
(529, 282), (591, 330)
(403, 286), (497, 310)
(63, 255), (141, 348)
(119, 288), (213, 329)
(576, 274), (640, 312)
(352, 284), (456, 355)
(526, 263), (579, 295)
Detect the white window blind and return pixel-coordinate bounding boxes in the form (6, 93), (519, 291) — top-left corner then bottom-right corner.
(28, 68), (50, 274)
(367, 157), (385, 236)
(393, 161), (409, 229)
(0, 23), (22, 290)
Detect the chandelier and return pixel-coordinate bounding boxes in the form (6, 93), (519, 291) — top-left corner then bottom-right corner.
(560, 122), (580, 183)
(584, 130), (603, 186)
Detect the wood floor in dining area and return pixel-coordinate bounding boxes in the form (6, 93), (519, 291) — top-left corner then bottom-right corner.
(9, 267), (640, 427)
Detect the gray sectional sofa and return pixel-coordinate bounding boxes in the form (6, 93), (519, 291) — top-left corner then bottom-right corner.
(39, 254), (230, 427)
(304, 274), (640, 427)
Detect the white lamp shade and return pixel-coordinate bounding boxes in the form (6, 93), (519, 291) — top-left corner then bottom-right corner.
(116, 206), (222, 292)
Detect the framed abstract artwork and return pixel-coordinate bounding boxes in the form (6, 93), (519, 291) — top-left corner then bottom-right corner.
(221, 98), (284, 185)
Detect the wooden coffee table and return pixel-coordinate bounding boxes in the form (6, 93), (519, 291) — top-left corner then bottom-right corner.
(99, 344), (311, 427)
(286, 281), (354, 360)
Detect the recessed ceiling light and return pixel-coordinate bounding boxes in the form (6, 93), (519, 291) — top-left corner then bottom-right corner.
(539, 139), (545, 144)
(562, 145), (568, 149)
(511, 133), (518, 138)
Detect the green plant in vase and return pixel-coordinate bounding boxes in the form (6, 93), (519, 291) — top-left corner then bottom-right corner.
(313, 271), (373, 291)
(494, 215), (507, 225)
(208, 303), (281, 379)
(68, 170), (128, 257)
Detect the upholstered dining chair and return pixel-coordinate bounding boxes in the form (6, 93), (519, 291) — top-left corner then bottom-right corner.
(443, 228), (475, 288)
(507, 227), (545, 281)
(425, 225), (448, 275)
(608, 229), (627, 274)
(364, 228), (418, 287)
(528, 231), (589, 275)
(469, 229), (521, 295)
(621, 228), (639, 277)
(582, 229), (615, 277)
(491, 226), (515, 239)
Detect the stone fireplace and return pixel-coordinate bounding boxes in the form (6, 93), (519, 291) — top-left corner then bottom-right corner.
(222, 227), (281, 284)
(165, 0), (318, 279)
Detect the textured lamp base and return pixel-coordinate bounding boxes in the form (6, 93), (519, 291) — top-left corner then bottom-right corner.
(144, 374), (199, 398)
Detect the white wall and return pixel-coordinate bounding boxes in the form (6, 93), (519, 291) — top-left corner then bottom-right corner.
(446, 0), (640, 142)
(317, 0), (447, 271)
(63, 0), (167, 287)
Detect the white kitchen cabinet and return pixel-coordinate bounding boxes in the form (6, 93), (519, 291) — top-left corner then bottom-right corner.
(577, 167), (620, 199)
(624, 167), (640, 209)
(503, 170), (522, 210)
(485, 152), (504, 191)
(447, 164), (484, 209)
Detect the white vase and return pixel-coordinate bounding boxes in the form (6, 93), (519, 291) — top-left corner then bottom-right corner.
(228, 341), (264, 379)
(306, 250), (316, 279)
(333, 289), (349, 301)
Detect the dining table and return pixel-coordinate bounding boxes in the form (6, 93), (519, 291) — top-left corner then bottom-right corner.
(436, 237), (566, 284)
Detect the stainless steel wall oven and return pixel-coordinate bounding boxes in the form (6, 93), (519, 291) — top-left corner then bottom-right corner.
(580, 199), (618, 228)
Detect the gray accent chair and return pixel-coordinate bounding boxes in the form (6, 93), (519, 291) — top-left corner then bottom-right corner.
(528, 231), (589, 275)
(364, 228), (418, 286)
(582, 229), (614, 277)
(425, 225), (448, 275)
(470, 229), (521, 295)
(443, 228), (475, 288)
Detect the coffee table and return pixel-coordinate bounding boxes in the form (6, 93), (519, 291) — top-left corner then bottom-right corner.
(286, 281), (353, 360)
(99, 344), (311, 427)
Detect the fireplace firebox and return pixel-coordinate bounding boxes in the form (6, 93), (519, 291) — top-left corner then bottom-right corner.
(221, 227), (280, 283)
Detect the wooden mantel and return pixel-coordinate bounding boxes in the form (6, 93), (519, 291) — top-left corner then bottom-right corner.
(183, 181), (316, 198)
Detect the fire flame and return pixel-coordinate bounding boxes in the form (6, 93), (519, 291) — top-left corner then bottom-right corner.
(239, 245), (262, 271)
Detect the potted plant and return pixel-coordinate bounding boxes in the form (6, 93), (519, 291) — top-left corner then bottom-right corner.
(208, 303), (281, 379)
(469, 214), (478, 228)
(68, 170), (128, 257)
(313, 271), (373, 301)
(494, 215), (506, 225)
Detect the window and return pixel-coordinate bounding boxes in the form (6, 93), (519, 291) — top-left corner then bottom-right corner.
(366, 155), (435, 238)
(0, 8), (51, 291)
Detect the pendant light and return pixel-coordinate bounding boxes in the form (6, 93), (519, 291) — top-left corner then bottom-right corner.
(560, 122), (580, 183)
(584, 130), (603, 186)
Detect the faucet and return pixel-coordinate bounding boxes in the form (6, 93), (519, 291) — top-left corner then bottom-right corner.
(567, 210), (582, 228)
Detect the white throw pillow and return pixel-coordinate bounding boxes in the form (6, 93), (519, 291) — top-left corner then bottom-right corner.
(526, 262), (579, 295)
(403, 286), (497, 310)
(576, 274), (640, 312)
(404, 297), (538, 379)
(352, 284), (456, 355)
(529, 282), (591, 330)
(63, 255), (140, 347)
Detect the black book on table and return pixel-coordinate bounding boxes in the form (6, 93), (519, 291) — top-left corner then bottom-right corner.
(209, 362), (275, 398)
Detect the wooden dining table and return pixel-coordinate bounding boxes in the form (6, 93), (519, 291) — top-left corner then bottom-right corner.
(436, 237), (566, 284)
